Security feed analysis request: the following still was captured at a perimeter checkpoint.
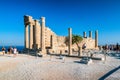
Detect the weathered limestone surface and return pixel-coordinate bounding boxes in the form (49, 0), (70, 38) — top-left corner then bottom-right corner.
(24, 15), (98, 54)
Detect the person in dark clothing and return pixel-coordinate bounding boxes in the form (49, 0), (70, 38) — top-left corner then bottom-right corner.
(116, 43), (119, 53)
(2, 46), (5, 55)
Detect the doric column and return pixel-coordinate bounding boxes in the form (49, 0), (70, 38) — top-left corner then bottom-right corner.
(25, 24), (29, 49)
(95, 30), (98, 48)
(34, 20), (40, 49)
(30, 23), (33, 49)
(68, 28), (72, 55)
(83, 32), (86, 38)
(89, 31), (92, 38)
(41, 17), (46, 53)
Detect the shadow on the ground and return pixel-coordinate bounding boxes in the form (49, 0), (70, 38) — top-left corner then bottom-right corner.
(108, 53), (120, 59)
(98, 65), (120, 80)
(116, 57), (120, 59)
(19, 52), (41, 57)
(74, 60), (86, 64)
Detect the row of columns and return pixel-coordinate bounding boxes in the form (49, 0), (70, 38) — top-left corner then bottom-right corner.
(83, 31), (92, 38)
(24, 16), (46, 54)
(25, 23), (35, 49)
(68, 29), (98, 56)
(83, 30), (98, 48)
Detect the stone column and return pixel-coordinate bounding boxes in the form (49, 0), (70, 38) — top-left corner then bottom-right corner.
(95, 30), (98, 48)
(89, 31), (92, 38)
(68, 28), (72, 55)
(25, 24), (29, 49)
(83, 32), (86, 38)
(30, 23), (33, 49)
(41, 17), (46, 54)
(34, 20), (40, 49)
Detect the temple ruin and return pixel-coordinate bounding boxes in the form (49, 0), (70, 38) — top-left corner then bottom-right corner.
(24, 15), (98, 54)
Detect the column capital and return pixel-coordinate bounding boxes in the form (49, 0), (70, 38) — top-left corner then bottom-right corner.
(95, 30), (98, 33)
(41, 17), (45, 22)
(68, 27), (72, 30)
(34, 19), (40, 26)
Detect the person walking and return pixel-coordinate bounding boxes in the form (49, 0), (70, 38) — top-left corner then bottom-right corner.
(8, 47), (12, 55)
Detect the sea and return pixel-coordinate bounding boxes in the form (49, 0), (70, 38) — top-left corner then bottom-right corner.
(0, 46), (24, 52)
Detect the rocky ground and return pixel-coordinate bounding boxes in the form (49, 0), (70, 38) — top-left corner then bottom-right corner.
(0, 53), (120, 80)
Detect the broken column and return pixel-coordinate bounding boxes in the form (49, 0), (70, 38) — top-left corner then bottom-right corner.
(95, 30), (98, 48)
(83, 32), (86, 38)
(89, 31), (92, 38)
(68, 28), (72, 55)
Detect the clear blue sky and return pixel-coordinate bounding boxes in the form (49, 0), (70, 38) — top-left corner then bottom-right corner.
(0, 0), (120, 46)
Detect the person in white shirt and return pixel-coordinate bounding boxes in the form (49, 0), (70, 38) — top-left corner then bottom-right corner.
(13, 47), (17, 57)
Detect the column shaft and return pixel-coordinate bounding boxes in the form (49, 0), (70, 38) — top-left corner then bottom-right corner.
(89, 31), (92, 38)
(95, 30), (98, 47)
(25, 25), (29, 49)
(83, 32), (86, 38)
(41, 17), (46, 53)
(68, 28), (72, 55)
(30, 23), (33, 49)
(34, 20), (40, 49)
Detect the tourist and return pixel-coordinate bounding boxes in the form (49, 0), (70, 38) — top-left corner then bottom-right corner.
(82, 43), (86, 50)
(13, 47), (17, 57)
(105, 44), (108, 50)
(8, 46), (13, 55)
(116, 43), (119, 53)
(2, 46), (6, 55)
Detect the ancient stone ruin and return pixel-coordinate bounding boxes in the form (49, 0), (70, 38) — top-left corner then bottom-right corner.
(24, 15), (98, 55)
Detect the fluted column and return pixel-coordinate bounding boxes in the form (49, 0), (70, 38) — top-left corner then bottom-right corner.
(89, 31), (92, 38)
(41, 17), (46, 53)
(95, 30), (98, 48)
(34, 20), (40, 49)
(68, 28), (72, 55)
(30, 23), (33, 49)
(25, 25), (29, 49)
(83, 32), (86, 38)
